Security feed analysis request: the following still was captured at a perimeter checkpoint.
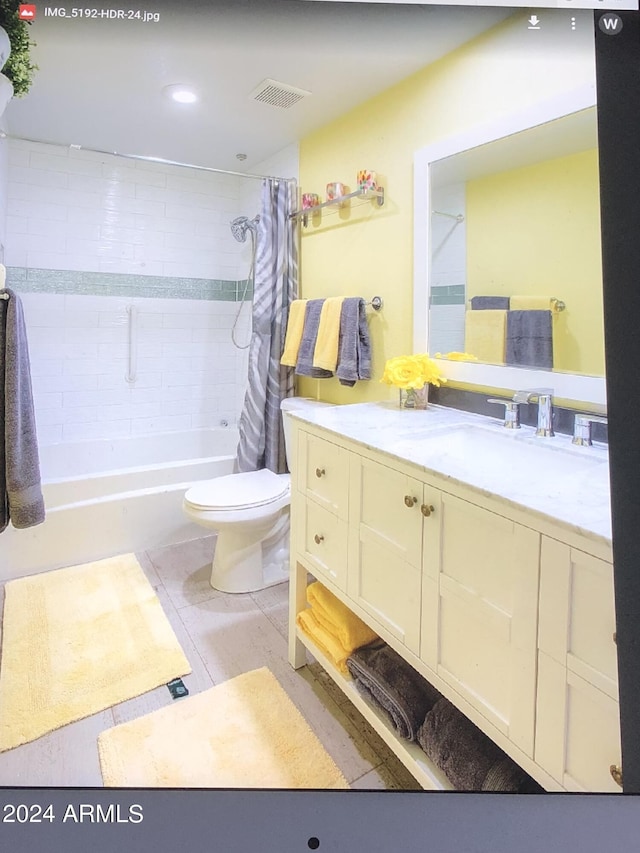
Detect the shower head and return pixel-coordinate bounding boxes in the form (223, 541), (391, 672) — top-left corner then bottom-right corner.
(230, 215), (260, 243)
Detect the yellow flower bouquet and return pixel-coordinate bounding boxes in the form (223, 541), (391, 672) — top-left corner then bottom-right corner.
(380, 353), (446, 409)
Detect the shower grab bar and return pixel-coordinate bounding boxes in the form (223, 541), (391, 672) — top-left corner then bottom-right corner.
(125, 304), (138, 384)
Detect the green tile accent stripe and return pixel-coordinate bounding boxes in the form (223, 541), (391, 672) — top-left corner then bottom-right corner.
(5, 267), (253, 302)
(430, 284), (466, 306)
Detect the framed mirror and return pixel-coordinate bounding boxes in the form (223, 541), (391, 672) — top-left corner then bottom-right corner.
(413, 83), (606, 407)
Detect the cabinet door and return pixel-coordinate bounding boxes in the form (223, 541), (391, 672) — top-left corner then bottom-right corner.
(297, 431), (350, 521)
(423, 492), (540, 757)
(538, 538), (617, 698)
(536, 652), (621, 792)
(347, 455), (425, 654)
(296, 498), (348, 592)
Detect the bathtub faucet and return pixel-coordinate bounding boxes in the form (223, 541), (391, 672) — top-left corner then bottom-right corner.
(512, 388), (554, 437)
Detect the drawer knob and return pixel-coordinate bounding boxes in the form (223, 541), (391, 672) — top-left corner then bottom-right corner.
(314, 534), (324, 545)
(421, 504), (435, 517)
(610, 764), (623, 788)
(315, 468), (325, 478)
(404, 495), (418, 508)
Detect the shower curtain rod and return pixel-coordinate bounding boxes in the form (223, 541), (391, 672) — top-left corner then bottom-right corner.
(1, 133), (298, 184)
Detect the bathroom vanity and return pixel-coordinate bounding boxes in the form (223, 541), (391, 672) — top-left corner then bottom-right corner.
(285, 401), (620, 792)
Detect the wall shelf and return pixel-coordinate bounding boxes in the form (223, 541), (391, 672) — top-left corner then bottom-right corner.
(291, 187), (385, 226)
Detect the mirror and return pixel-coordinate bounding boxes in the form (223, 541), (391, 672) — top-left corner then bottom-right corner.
(414, 85), (607, 406)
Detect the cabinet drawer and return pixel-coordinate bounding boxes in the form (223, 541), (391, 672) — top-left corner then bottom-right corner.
(297, 498), (348, 591)
(539, 539), (617, 697)
(298, 432), (349, 520)
(536, 651), (621, 792)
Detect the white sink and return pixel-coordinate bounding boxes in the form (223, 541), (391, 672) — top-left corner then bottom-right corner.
(428, 423), (607, 469)
(392, 422), (609, 494)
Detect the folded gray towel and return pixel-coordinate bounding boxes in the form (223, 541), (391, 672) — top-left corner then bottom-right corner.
(417, 698), (542, 792)
(336, 297), (371, 386)
(2, 288), (45, 532)
(295, 299), (333, 379)
(505, 309), (553, 369)
(470, 296), (510, 310)
(346, 640), (442, 741)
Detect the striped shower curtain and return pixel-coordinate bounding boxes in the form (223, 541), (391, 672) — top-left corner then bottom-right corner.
(235, 179), (297, 474)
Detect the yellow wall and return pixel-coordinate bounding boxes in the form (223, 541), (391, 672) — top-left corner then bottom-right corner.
(297, 13), (596, 402)
(465, 149), (604, 376)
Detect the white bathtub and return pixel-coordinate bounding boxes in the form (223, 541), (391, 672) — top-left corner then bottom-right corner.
(1, 428), (238, 580)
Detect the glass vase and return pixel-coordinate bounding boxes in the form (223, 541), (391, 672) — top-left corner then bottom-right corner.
(399, 385), (429, 410)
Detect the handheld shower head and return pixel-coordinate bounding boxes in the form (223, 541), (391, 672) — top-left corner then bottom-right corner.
(230, 215), (260, 243)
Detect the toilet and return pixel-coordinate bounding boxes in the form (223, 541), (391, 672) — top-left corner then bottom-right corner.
(183, 397), (332, 593)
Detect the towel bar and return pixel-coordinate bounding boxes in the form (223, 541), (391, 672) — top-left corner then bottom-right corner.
(366, 296), (383, 311)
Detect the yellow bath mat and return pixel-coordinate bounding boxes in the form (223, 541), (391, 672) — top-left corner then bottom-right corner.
(0, 553), (191, 752)
(98, 667), (349, 788)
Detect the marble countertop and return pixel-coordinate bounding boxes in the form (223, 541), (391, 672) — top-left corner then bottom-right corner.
(287, 401), (612, 546)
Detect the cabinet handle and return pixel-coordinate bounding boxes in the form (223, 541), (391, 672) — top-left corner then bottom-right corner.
(610, 764), (623, 788)
(404, 495), (418, 508)
(421, 504), (435, 517)
(315, 468), (325, 478)
(314, 534), (324, 545)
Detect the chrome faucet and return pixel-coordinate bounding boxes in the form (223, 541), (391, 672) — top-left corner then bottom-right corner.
(572, 413), (608, 446)
(512, 388), (554, 437)
(487, 398), (521, 429)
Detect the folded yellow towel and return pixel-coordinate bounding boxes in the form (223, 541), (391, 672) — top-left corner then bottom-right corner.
(280, 299), (308, 366)
(464, 309), (506, 365)
(312, 297), (345, 372)
(307, 582), (378, 652)
(510, 296), (555, 311)
(296, 609), (351, 674)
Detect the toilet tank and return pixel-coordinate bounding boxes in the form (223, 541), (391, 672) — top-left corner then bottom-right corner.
(280, 397), (334, 470)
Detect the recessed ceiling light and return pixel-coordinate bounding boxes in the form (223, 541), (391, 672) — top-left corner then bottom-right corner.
(163, 84), (198, 104)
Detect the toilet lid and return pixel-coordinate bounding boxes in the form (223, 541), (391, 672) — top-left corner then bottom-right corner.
(185, 469), (290, 511)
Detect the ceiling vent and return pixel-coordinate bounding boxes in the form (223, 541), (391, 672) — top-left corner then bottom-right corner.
(250, 78), (311, 109)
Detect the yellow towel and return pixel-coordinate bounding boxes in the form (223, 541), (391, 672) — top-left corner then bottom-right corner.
(296, 609), (351, 674)
(306, 582), (378, 652)
(464, 309), (506, 365)
(510, 296), (555, 311)
(280, 299), (308, 366)
(312, 297), (345, 372)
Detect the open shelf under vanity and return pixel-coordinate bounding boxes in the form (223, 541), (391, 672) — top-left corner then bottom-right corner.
(296, 623), (453, 791)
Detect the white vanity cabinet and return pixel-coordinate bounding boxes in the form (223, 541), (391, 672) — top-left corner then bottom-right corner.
(422, 491), (540, 758)
(535, 539), (622, 792)
(287, 411), (618, 792)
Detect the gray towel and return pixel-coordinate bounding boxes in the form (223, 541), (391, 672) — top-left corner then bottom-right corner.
(417, 698), (542, 792)
(346, 640), (442, 741)
(470, 296), (510, 310)
(336, 297), (371, 386)
(1, 288), (45, 532)
(505, 309), (553, 369)
(295, 299), (333, 379)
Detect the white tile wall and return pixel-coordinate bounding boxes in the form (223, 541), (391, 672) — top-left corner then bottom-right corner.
(0, 133), (8, 258)
(4, 139), (246, 278)
(20, 293), (251, 445)
(430, 182), (467, 350)
(3, 140), (262, 446)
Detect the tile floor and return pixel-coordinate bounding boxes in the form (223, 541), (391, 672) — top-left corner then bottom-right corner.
(0, 535), (421, 790)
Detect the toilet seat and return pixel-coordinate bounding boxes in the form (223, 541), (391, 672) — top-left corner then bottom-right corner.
(185, 469), (290, 512)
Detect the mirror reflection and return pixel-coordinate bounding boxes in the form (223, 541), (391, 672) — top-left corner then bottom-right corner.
(428, 107), (604, 378)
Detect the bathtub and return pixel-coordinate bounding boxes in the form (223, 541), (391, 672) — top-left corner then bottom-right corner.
(1, 428), (238, 580)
